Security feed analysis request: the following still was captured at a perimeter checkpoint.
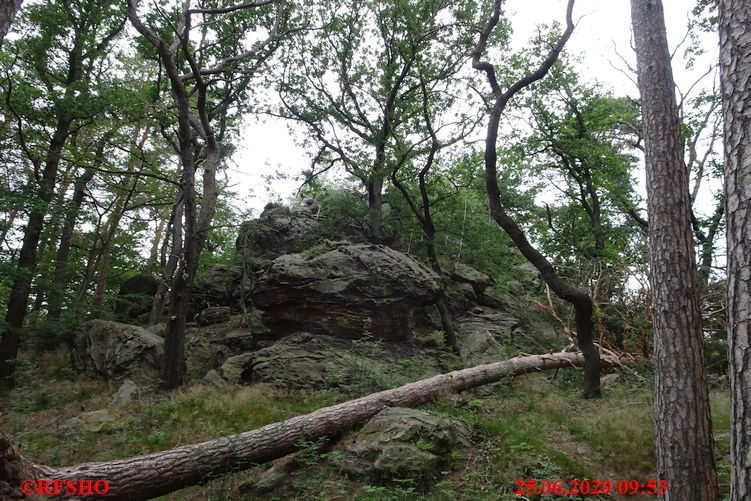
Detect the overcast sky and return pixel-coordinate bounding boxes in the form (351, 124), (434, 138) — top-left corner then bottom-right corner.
(230, 0), (719, 216)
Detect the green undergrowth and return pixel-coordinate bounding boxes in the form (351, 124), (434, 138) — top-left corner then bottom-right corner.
(0, 348), (732, 500)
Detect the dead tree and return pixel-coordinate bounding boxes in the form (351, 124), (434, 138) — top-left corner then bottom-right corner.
(0, 351), (625, 500)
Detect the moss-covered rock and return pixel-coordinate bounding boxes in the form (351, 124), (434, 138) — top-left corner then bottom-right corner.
(70, 320), (164, 379)
(334, 407), (469, 487)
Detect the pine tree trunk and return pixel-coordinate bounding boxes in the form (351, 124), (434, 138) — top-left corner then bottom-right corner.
(0, 351), (625, 500)
(631, 1), (719, 499)
(719, 0), (751, 498)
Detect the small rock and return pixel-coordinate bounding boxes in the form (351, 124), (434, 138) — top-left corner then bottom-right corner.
(60, 409), (116, 435)
(111, 380), (138, 406)
(203, 369), (227, 387)
(220, 352), (254, 384)
(450, 263), (493, 294)
(600, 373), (622, 390)
(334, 407), (469, 486)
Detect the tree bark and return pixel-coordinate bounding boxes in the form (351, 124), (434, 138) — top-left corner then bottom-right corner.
(719, 1), (751, 499)
(631, 1), (719, 499)
(366, 175), (384, 243)
(0, 0), (21, 49)
(46, 167), (95, 321)
(149, 200), (183, 326)
(1, 351), (625, 500)
(0, 112), (72, 392)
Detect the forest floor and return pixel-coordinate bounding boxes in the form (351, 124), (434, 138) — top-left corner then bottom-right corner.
(0, 348), (731, 500)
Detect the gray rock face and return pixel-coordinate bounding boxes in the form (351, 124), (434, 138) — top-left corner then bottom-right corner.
(198, 306), (231, 326)
(236, 200), (320, 261)
(454, 303), (568, 367)
(111, 380), (138, 406)
(215, 328), (255, 354)
(217, 332), (446, 390)
(203, 369), (228, 387)
(249, 333), (357, 388)
(454, 308), (518, 367)
(449, 263), (493, 295)
(253, 244), (441, 341)
(334, 407), (469, 486)
(71, 320), (164, 379)
(219, 352), (254, 384)
(113, 274), (159, 322)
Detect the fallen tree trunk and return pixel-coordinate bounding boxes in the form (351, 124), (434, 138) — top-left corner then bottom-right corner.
(1, 351), (627, 500)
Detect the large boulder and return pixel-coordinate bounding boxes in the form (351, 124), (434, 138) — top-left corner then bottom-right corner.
(113, 274), (159, 322)
(449, 263), (493, 295)
(334, 407), (469, 487)
(70, 320), (164, 379)
(454, 303), (569, 368)
(236, 200), (321, 262)
(454, 307), (518, 367)
(192, 264), (247, 310)
(253, 244), (442, 341)
(248, 333), (358, 388)
(218, 332), (447, 391)
(193, 200), (321, 312)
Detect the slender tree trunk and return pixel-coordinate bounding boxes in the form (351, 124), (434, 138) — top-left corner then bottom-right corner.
(149, 200), (183, 326)
(47, 167), (95, 321)
(93, 177), (140, 310)
(148, 205), (170, 269)
(366, 175), (384, 244)
(472, 0), (600, 398)
(0, 351), (625, 500)
(631, 1), (719, 499)
(719, 1), (751, 498)
(0, 113), (72, 392)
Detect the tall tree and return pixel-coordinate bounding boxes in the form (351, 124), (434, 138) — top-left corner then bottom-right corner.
(630, 0), (718, 499)
(0, 0), (125, 391)
(473, 0), (602, 398)
(127, 0), (288, 389)
(277, 0), (478, 243)
(719, 0), (751, 498)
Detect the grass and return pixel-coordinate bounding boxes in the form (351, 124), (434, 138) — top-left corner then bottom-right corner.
(0, 347), (733, 500)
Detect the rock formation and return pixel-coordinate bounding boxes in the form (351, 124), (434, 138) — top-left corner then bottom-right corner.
(252, 243), (442, 341)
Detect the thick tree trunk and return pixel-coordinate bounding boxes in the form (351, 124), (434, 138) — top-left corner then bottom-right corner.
(1, 351), (625, 500)
(0, 0), (21, 48)
(631, 1), (719, 499)
(0, 113), (72, 392)
(719, 1), (751, 499)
